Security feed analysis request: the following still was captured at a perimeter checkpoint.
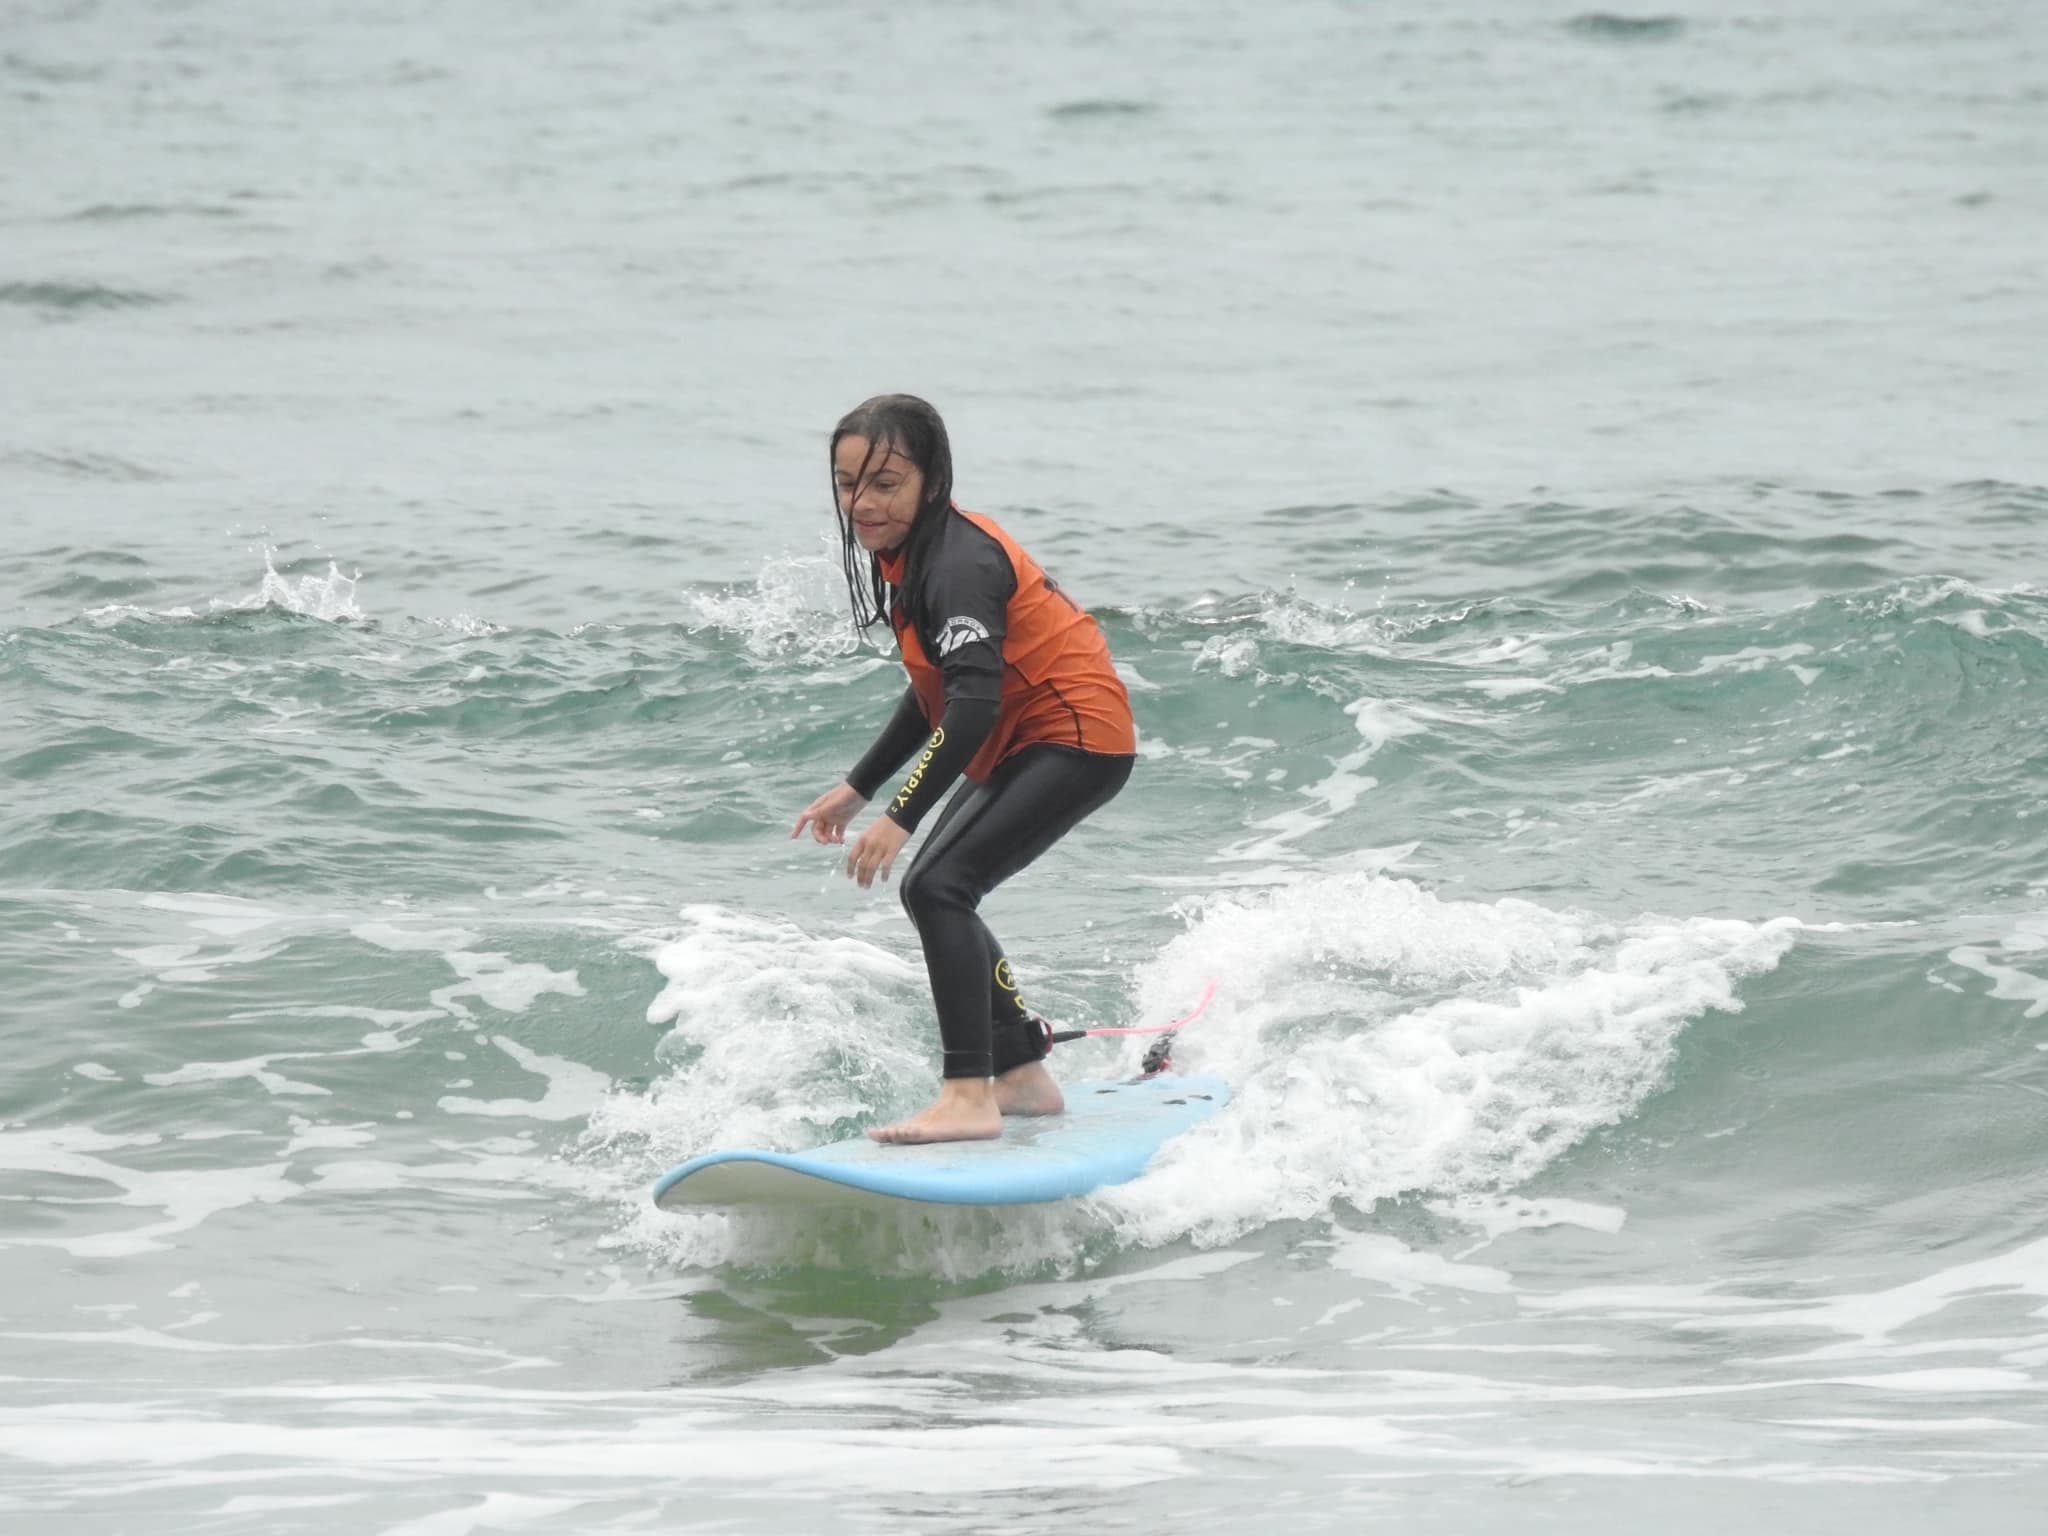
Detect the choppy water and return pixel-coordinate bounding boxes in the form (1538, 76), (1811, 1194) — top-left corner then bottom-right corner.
(6, 0), (2048, 1530)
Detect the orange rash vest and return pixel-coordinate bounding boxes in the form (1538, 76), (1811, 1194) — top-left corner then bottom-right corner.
(877, 507), (1135, 788)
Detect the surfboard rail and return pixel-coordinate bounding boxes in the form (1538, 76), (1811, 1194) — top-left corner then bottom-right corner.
(652, 1072), (1229, 1210)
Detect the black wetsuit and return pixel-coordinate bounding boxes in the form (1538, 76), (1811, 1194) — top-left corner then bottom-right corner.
(846, 509), (1134, 1079)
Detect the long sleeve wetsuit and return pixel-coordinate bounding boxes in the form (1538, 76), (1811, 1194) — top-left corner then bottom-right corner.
(847, 506), (1136, 1079)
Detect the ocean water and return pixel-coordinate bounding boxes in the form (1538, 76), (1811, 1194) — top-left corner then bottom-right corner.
(5, 0), (2048, 1530)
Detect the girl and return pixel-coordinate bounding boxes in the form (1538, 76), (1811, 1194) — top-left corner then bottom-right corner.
(791, 395), (1137, 1144)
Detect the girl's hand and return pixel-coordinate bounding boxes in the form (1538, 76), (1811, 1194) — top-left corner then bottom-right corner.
(845, 816), (910, 888)
(791, 782), (867, 844)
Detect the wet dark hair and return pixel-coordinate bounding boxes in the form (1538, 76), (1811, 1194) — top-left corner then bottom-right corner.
(829, 393), (954, 631)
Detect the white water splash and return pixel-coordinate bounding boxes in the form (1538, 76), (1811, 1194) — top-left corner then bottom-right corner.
(593, 878), (1797, 1276)
(683, 543), (872, 664)
(242, 549), (363, 622)
(1103, 873), (1800, 1248)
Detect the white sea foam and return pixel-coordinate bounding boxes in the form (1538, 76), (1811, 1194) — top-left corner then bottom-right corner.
(110, 896), (361, 1012)
(598, 879), (1796, 1274)
(353, 920), (484, 954)
(0, 1126), (299, 1258)
(1714, 1234), (2048, 1355)
(144, 1053), (332, 1097)
(1948, 911), (2048, 1018)
(140, 892), (290, 938)
(590, 904), (938, 1268)
(1430, 1194), (1630, 1244)
(439, 1037), (611, 1122)
(1468, 677), (1562, 698)
(1861, 576), (2021, 620)
(350, 920), (585, 1023)
(113, 937), (287, 1009)
(1100, 874), (1799, 1248)
(1328, 1232), (1516, 1298)
(1693, 642), (1816, 675)
(230, 1005), (446, 1029)
(283, 1120), (378, 1153)
(431, 952), (586, 1020)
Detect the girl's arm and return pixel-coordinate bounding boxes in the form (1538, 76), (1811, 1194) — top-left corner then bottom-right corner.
(846, 686), (929, 800)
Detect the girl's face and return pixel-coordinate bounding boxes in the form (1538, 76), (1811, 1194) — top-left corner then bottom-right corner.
(834, 434), (925, 553)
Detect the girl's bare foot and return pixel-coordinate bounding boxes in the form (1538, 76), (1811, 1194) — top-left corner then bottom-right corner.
(993, 1061), (1064, 1117)
(868, 1079), (1003, 1144)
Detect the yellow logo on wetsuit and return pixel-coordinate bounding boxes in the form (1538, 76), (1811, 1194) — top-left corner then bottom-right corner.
(994, 956), (1028, 1015)
(893, 727), (946, 813)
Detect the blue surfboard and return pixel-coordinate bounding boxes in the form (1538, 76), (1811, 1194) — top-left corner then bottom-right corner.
(652, 1073), (1229, 1211)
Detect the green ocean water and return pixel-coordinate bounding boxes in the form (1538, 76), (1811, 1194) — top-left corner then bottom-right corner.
(6, 1), (2048, 1531)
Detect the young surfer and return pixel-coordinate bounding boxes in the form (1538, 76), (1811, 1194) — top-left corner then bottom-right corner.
(790, 395), (1137, 1145)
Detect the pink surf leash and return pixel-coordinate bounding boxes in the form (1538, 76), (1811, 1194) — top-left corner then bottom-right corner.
(1042, 980), (1217, 1073)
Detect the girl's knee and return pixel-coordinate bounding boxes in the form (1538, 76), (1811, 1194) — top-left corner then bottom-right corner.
(898, 862), (938, 923)
(900, 861), (970, 926)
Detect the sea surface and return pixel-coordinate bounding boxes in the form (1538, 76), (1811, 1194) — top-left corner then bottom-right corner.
(5, 0), (2048, 1530)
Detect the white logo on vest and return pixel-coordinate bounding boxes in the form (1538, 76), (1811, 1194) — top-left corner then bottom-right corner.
(935, 616), (992, 656)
